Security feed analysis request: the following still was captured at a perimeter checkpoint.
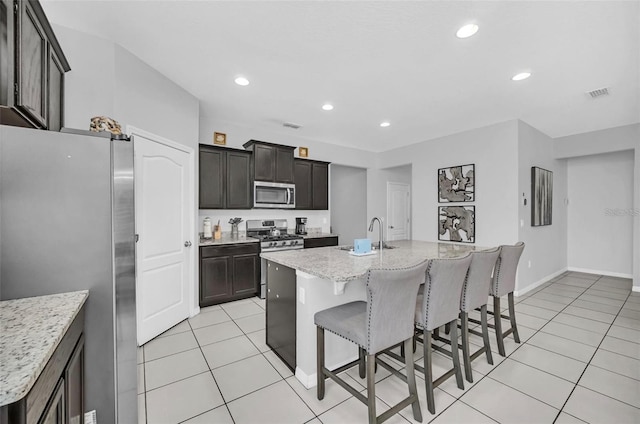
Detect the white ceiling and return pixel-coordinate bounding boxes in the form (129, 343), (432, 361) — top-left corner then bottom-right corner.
(41, 0), (639, 152)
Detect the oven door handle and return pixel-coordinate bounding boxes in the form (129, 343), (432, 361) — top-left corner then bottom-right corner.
(286, 188), (291, 205)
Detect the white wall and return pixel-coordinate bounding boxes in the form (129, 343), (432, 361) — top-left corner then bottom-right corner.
(53, 25), (116, 130)
(555, 123), (640, 290)
(517, 121), (568, 293)
(567, 151), (634, 276)
(366, 165), (411, 241)
(331, 165), (367, 244)
(378, 121), (520, 247)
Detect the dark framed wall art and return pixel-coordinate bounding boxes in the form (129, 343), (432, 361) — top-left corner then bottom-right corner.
(531, 166), (553, 226)
(438, 205), (475, 243)
(438, 164), (475, 202)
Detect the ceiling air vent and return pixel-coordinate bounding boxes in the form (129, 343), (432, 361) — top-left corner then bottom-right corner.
(283, 122), (302, 130)
(587, 87), (609, 98)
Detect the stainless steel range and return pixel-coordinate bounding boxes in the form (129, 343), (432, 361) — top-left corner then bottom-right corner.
(247, 219), (303, 299)
(246, 219), (304, 252)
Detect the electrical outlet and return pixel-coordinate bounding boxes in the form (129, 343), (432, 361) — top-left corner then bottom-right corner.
(322, 217), (327, 224)
(84, 410), (97, 424)
(520, 219), (524, 228)
(299, 287), (306, 304)
(528, 260), (532, 268)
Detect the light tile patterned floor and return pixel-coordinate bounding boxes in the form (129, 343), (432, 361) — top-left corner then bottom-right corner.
(137, 272), (640, 423)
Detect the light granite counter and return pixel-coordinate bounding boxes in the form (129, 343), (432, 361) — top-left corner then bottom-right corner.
(0, 290), (88, 406)
(199, 232), (259, 246)
(261, 239), (484, 283)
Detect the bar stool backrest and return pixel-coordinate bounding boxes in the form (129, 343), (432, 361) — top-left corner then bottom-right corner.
(461, 247), (501, 312)
(491, 242), (525, 297)
(419, 254), (472, 331)
(365, 260), (429, 354)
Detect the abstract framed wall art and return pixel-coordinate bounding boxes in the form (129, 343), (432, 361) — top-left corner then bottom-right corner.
(531, 166), (553, 226)
(438, 205), (475, 243)
(438, 164), (475, 202)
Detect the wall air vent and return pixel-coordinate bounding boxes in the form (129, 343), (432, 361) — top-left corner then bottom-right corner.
(283, 122), (302, 129)
(587, 87), (609, 98)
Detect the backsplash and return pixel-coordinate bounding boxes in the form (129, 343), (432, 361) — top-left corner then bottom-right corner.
(198, 209), (331, 234)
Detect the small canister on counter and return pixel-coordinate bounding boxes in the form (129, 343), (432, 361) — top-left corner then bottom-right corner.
(203, 217), (212, 239)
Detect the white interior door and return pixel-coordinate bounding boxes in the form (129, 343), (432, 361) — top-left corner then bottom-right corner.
(387, 182), (410, 241)
(133, 128), (194, 345)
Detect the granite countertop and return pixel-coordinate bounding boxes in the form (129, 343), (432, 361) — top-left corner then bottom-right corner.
(261, 240), (488, 282)
(301, 233), (338, 239)
(0, 290), (89, 406)
(199, 232), (259, 246)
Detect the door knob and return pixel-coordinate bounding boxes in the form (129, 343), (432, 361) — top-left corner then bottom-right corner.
(389, 225), (394, 229)
(184, 241), (192, 247)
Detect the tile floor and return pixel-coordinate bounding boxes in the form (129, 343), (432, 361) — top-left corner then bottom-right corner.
(137, 272), (640, 423)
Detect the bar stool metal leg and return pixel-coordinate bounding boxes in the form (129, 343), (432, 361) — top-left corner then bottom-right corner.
(480, 305), (493, 365)
(449, 319), (464, 390)
(404, 338), (422, 423)
(317, 327), (326, 400)
(422, 330), (435, 414)
(359, 347), (366, 378)
(367, 354), (377, 424)
(508, 292), (520, 343)
(493, 296), (506, 356)
(460, 312), (473, 383)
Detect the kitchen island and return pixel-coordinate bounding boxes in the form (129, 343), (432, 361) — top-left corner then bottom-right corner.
(261, 240), (486, 388)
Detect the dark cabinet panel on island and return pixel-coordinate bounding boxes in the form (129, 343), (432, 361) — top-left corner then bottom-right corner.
(200, 243), (260, 306)
(199, 144), (252, 209)
(243, 140), (295, 184)
(266, 260), (296, 371)
(294, 158), (330, 210)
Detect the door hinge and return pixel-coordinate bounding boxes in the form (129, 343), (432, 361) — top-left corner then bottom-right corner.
(135, 234), (139, 243)
(14, 2), (18, 13)
(14, 83), (18, 96)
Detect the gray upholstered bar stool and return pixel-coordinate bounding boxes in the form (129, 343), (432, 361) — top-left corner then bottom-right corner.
(314, 260), (429, 424)
(488, 242), (525, 356)
(458, 247), (501, 382)
(414, 254), (473, 414)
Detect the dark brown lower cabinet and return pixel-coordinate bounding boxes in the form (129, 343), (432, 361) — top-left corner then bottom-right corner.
(303, 236), (338, 249)
(266, 260), (296, 371)
(200, 243), (260, 306)
(1, 307), (84, 424)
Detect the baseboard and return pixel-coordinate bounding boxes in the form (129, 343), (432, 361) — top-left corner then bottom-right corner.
(567, 267), (633, 279)
(295, 355), (358, 389)
(514, 268), (568, 297)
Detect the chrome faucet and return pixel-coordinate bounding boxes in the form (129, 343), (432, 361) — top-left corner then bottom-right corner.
(368, 217), (384, 251)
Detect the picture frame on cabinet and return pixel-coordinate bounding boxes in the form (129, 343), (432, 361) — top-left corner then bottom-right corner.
(298, 146), (309, 158)
(213, 132), (227, 145)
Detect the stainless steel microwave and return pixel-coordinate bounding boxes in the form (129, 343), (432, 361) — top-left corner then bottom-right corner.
(254, 181), (295, 208)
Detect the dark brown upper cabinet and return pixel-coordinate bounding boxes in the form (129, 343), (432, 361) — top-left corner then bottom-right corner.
(294, 158), (330, 210)
(243, 140), (295, 184)
(0, 0), (69, 130)
(199, 144), (252, 209)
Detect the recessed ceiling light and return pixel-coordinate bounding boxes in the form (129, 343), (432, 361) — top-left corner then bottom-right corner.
(380, 121), (390, 128)
(456, 24), (479, 39)
(234, 76), (250, 86)
(512, 72), (531, 81)
(322, 104), (334, 111)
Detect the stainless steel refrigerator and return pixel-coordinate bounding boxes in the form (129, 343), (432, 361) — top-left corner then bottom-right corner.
(0, 125), (137, 424)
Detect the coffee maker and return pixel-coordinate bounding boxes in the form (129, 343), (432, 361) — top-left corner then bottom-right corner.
(295, 217), (307, 235)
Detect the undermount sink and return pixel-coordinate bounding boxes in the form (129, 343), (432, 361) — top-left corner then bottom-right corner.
(337, 243), (398, 251)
